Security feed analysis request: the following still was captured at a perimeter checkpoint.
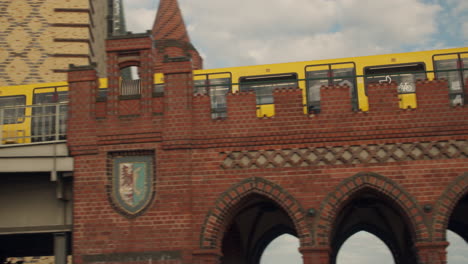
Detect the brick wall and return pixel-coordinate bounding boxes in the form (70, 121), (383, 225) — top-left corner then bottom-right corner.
(68, 48), (468, 264)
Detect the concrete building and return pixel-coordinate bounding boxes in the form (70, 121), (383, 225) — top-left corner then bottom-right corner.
(0, 0), (129, 86)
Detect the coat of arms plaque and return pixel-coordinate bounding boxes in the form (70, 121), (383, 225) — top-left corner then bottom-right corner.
(111, 155), (154, 217)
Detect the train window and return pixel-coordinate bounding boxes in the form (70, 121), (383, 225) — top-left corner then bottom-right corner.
(33, 91), (68, 104)
(239, 73), (298, 105)
(209, 78), (230, 119)
(434, 53), (466, 106)
(306, 63), (357, 113)
(364, 63), (426, 94)
(97, 88), (108, 101)
(194, 79), (208, 95)
(32, 89), (68, 142)
(194, 73), (232, 119)
(0, 95), (26, 124)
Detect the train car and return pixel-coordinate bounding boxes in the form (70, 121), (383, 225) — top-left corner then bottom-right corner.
(194, 47), (468, 117)
(1, 47), (467, 144)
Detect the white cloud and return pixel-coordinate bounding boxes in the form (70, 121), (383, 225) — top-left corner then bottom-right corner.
(123, 0), (453, 68)
(122, 0), (157, 33)
(178, 0), (442, 68)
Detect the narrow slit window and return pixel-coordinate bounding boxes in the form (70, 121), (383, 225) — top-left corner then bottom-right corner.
(120, 66), (141, 96)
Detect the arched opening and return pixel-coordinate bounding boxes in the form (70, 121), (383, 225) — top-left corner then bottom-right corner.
(260, 234), (301, 264)
(336, 231), (394, 264)
(447, 194), (468, 243)
(220, 194), (300, 264)
(447, 230), (468, 264)
(330, 189), (417, 264)
(120, 65), (141, 96)
(446, 193), (468, 263)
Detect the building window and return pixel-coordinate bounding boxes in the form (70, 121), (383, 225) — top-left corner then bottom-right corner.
(120, 66), (141, 96)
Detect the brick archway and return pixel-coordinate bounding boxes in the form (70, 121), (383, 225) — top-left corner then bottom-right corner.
(199, 177), (313, 250)
(432, 172), (468, 241)
(315, 172), (428, 246)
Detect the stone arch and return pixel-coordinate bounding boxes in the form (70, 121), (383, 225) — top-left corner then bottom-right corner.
(199, 177), (313, 250)
(432, 172), (468, 241)
(315, 172), (428, 246)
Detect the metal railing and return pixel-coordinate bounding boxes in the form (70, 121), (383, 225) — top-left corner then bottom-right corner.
(0, 102), (67, 145)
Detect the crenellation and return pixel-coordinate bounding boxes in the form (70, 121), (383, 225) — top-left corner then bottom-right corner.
(367, 82), (401, 112)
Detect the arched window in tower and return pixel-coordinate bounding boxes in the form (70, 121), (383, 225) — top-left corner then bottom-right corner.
(260, 234), (301, 264)
(120, 65), (141, 96)
(336, 231), (395, 264)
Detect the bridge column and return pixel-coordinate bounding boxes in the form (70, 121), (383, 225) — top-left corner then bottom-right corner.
(54, 232), (68, 264)
(192, 249), (222, 264)
(300, 246), (330, 264)
(416, 242), (448, 264)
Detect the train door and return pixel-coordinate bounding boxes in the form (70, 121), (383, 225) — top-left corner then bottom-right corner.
(364, 63), (426, 109)
(32, 86), (68, 142)
(433, 52), (468, 106)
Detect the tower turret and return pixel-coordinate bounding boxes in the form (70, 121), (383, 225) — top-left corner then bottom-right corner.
(152, 0), (203, 70)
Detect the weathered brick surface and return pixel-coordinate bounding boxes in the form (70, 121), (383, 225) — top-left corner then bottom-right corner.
(66, 1), (467, 264)
(68, 62), (468, 264)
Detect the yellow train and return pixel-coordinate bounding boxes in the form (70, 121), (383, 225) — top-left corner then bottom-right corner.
(1, 47), (467, 144)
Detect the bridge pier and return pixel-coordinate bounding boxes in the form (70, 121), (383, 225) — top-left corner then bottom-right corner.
(416, 242), (449, 264)
(192, 250), (222, 264)
(300, 246), (330, 264)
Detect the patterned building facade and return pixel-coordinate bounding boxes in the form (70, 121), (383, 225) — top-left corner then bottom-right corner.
(0, 0), (121, 86)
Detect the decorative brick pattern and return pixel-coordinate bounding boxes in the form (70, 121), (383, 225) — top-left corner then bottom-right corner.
(315, 172), (428, 246)
(0, 0), (107, 86)
(199, 177), (313, 250)
(221, 140), (468, 169)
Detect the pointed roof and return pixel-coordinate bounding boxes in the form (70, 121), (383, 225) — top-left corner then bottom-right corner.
(152, 0), (190, 42)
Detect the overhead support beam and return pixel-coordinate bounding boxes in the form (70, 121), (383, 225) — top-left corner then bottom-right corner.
(0, 143), (73, 173)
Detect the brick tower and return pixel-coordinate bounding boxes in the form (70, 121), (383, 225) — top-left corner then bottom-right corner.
(152, 0), (203, 71)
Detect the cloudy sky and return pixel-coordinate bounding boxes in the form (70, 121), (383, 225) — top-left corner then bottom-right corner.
(121, 0), (467, 262)
(123, 0), (467, 69)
